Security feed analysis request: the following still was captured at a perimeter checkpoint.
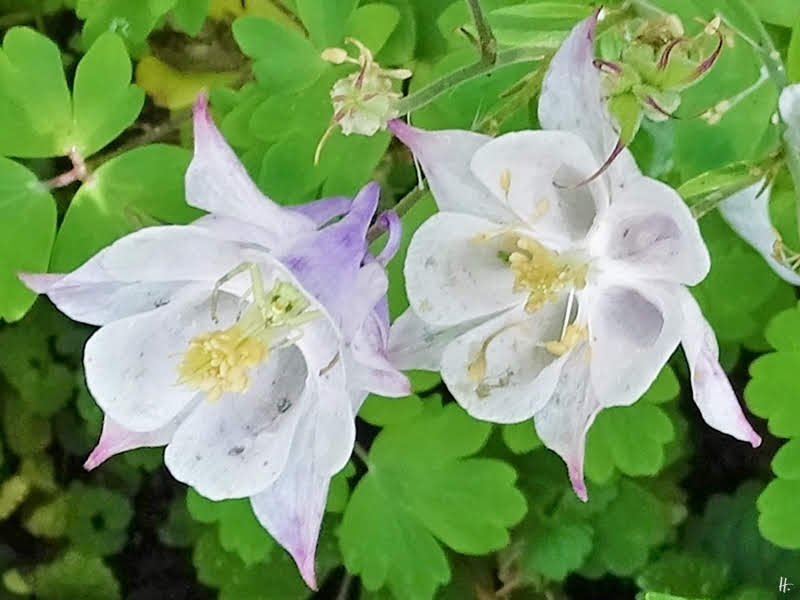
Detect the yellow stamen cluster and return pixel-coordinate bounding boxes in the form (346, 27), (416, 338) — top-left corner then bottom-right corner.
(508, 237), (587, 313)
(177, 325), (268, 402)
(545, 323), (588, 356)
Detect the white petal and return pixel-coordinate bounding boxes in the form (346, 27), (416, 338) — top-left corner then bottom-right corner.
(470, 130), (607, 246)
(678, 288), (762, 447)
(348, 309), (411, 397)
(779, 83), (800, 152)
(719, 181), (800, 286)
(164, 345), (309, 500)
(538, 13), (640, 192)
(84, 287), (241, 432)
(21, 226), (249, 326)
(405, 212), (523, 327)
(441, 302), (569, 424)
(187, 95), (314, 241)
(250, 451), (329, 591)
(388, 120), (516, 223)
(250, 359), (355, 591)
(533, 343), (598, 501)
(84, 414), (185, 470)
(388, 308), (478, 371)
(592, 176), (711, 285)
(191, 214), (282, 250)
(585, 281), (682, 408)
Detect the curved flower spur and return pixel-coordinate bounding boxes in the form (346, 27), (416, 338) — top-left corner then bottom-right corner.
(20, 93), (409, 589)
(388, 13), (761, 501)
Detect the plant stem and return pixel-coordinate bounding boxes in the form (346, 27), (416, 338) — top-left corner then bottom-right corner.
(335, 574), (354, 600)
(395, 45), (548, 116)
(466, 0), (497, 63)
(353, 442), (371, 468)
(395, 0), (546, 116)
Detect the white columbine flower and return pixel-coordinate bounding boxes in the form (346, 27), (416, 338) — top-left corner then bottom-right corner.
(717, 84), (800, 286)
(387, 13), (761, 500)
(21, 94), (409, 588)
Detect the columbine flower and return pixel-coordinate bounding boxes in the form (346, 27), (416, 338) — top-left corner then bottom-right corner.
(20, 94), (408, 589)
(315, 38), (412, 163)
(387, 14), (760, 501)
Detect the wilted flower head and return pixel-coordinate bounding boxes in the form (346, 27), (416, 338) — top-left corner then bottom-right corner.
(388, 14), (760, 501)
(315, 38), (412, 163)
(21, 93), (408, 589)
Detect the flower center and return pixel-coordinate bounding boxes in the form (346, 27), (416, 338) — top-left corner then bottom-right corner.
(507, 236), (587, 313)
(177, 273), (318, 402)
(178, 326), (268, 402)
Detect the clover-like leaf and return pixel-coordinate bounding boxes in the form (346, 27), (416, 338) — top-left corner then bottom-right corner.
(0, 158), (56, 321)
(72, 32), (144, 157)
(187, 489), (275, 566)
(0, 27), (72, 158)
(339, 400), (526, 600)
(30, 551), (121, 600)
(51, 144), (200, 272)
(66, 482), (134, 556)
(635, 550), (730, 599)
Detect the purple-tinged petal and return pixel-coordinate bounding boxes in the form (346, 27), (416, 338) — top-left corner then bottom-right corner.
(250, 466), (329, 591)
(387, 120), (516, 224)
(538, 13), (640, 192)
(678, 288), (762, 447)
(348, 310), (411, 397)
(719, 181), (800, 286)
(291, 196), (352, 227)
(84, 414), (184, 470)
(373, 211), (402, 265)
(187, 93), (314, 242)
(281, 183), (380, 333)
(533, 344), (599, 502)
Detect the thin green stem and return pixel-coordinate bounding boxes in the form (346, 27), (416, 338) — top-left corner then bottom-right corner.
(465, 0), (497, 63)
(395, 45), (549, 116)
(0, 11), (35, 28)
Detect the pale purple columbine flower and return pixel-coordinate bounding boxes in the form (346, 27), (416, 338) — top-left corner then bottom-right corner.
(20, 94), (408, 589)
(387, 14), (761, 501)
(716, 84), (800, 286)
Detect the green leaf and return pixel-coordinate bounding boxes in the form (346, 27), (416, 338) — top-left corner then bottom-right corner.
(586, 480), (672, 576)
(584, 402), (675, 483)
(757, 479), (800, 549)
(80, 0), (162, 52)
(339, 400), (526, 600)
(66, 482), (134, 556)
(4, 401), (51, 456)
(636, 551), (730, 599)
(193, 529), (310, 600)
(359, 393), (424, 426)
(172, 0), (209, 34)
(345, 4), (401, 55)
(158, 494), (204, 548)
(692, 212), (793, 347)
(233, 17), (326, 93)
(0, 27), (72, 157)
(296, 0), (358, 48)
(187, 489), (275, 566)
(751, 0), (800, 27)
(788, 20), (800, 83)
(71, 32), (144, 157)
(326, 462), (356, 513)
(30, 551), (120, 600)
(677, 159), (773, 219)
(685, 481), (800, 591)
(501, 421), (542, 454)
(0, 158), (56, 321)
(772, 437), (800, 479)
(51, 144), (200, 272)
(520, 519), (593, 581)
